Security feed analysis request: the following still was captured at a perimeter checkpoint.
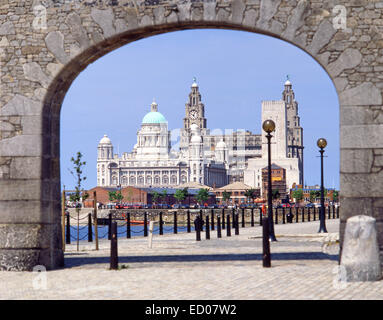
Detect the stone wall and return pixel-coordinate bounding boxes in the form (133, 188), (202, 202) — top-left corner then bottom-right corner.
(0, 0), (383, 270)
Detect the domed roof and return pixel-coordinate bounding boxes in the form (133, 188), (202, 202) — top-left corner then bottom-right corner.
(216, 139), (227, 149)
(285, 80), (291, 86)
(142, 111), (167, 124)
(99, 134), (112, 145)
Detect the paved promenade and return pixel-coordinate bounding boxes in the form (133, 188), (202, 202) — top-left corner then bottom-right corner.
(1, 219), (383, 300)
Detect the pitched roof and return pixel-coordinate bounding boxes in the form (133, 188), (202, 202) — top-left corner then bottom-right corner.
(177, 181), (213, 191)
(217, 181), (252, 191)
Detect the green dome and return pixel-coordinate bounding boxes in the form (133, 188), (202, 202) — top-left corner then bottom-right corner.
(142, 111), (167, 124)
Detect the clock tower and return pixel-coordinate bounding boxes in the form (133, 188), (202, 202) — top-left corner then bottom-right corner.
(183, 78), (207, 130)
(180, 78), (209, 153)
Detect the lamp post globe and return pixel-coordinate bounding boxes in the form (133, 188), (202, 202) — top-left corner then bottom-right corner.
(317, 138), (327, 149)
(263, 119), (276, 133)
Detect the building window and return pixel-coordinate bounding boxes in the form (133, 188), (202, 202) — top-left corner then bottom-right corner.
(130, 177), (136, 185)
(154, 176), (160, 184)
(163, 176), (169, 184)
(138, 176), (144, 185)
(171, 175), (177, 185)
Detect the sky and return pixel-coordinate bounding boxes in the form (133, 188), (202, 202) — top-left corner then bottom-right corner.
(61, 29), (339, 191)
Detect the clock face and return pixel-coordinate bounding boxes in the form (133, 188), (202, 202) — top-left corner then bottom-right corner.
(190, 110), (198, 120)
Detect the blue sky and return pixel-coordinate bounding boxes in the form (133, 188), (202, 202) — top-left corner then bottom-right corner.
(61, 29), (339, 190)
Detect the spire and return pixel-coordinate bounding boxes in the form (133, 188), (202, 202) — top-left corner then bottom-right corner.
(151, 98), (158, 112)
(285, 74), (291, 86)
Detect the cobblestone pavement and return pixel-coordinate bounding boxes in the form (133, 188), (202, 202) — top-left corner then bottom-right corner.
(1, 220), (383, 300)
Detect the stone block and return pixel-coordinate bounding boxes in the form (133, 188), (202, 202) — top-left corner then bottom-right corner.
(0, 200), (55, 224)
(339, 83), (382, 106)
(340, 105), (382, 126)
(0, 134), (42, 157)
(340, 172), (383, 198)
(1, 95), (42, 116)
(327, 48), (362, 77)
(340, 149), (373, 173)
(340, 215), (382, 281)
(341, 124), (383, 148)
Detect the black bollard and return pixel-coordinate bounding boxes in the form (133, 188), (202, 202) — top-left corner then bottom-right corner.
(126, 212), (131, 239)
(173, 211), (177, 234)
(259, 208), (263, 226)
(332, 205), (335, 219)
(159, 212), (163, 235)
(313, 206), (316, 221)
(251, 208), (254, 227)
(295, 207), (299, 223)
(308, 207), (311, 222)
(199, 209), (203, 221)
(289, 207), (293, 223)
(235, 213), (239, 236)
(231, 208), (235, 229)
(66, 212), (71, 244)
(187, 210), (191, 233)
(282, 207), (286, 224)
(205, 216), (210, 240)
(211, 209), (215, 231)
(222, 209), (226, 229)
(302, 207), (305, 222)
(328, 205), (331, 219)
(108, 213), (112, 240)
(337, 205), (339, 219)
(226, 214), (231, 237)
(217, 215), (222, 238)
(262, 217), (271, 268)
(242, 208), (245, 228)
(195, 216), (201, 241)
(110, 221), (118, 270)
(275, 208), (278, 225)
(144, 212), (148, 237)
(88, 213), (93, 242)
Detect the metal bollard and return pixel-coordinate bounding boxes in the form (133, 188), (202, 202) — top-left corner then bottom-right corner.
(235, 213), (239, 235)
(337, 205), (339, 219)
(302, 207), (305, 222)
(187, 210), (191, 233)
(262, 217), (271, 268)
(195, 218), (201, 241)
(108, 213), (112, 240)
(313, 206), (316, 221)
(205, 216), (210, 240)
(308, 207), (311, 222)
(88, 213), (93, 242)
(222, 209), (226, 229)
(66, 212), (71, 244)
(295, 207), (299, 223)
(159, 212), (164, 235)
(110, 221), (118, 270)
(251, 208), (254, 227)
(232, 208), (235, 229)
(242, 208), (245, 228)
(259, 208), (263, 226)
(332, 205), (335, 219)
(126, 212), (131, 239)
(275, 208), (278, 225)
(328, 206), (331, 219)
(282, 207), (286, 224)
(173, 211), (177, 234)
(211, 209), (215, 231)
(144, 212), (148, 237)
(226, 214), (231, 237)
(217, 215), (222, 238)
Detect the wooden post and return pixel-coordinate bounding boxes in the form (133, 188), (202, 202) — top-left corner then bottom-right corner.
(61, 190), (66, 252)
(93, 191), (99, 250)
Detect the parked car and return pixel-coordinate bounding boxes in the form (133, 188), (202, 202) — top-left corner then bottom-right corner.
(172, 204), (181, 209)
(180, 204), (190, 209)
(305, 203), (315, 208)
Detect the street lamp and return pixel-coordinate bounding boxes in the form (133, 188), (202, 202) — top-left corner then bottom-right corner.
(263, 119), (277, 242)
(317, 138), (328, 233)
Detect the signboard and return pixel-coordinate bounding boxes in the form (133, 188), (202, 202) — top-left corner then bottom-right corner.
(272, 177), (282, 181)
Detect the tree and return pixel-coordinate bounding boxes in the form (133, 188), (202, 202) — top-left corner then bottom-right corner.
(272, 189), (280, 201)
(108, 190), (123, 204)
(160, 189), (168, 204)
(244, 188), (256, 204)
(196, 188), (210, 206)
(222, 191), (232, 206)
(309, 190), (317, 203)
(174, 188), (188, 204)
(69, 152), (89, 251)
(152, 191), (161, 206)
(332, 190), (339, 202)
(292, 189), (304, 202)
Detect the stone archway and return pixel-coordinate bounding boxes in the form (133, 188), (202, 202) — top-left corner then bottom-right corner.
(0, 0), (382, 270)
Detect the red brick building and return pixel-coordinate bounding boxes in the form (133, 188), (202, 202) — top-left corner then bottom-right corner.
(261, 164), (287, 201)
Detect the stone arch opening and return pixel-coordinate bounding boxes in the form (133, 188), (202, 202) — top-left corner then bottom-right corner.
(1, 1), (381, 271)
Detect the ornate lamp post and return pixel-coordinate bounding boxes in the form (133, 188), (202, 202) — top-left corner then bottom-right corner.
(317, 138), (328, 233)
(263, 119), (277, 242)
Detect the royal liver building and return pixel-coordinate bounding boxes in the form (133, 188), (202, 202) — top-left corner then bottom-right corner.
(97, 78), (303, 191)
